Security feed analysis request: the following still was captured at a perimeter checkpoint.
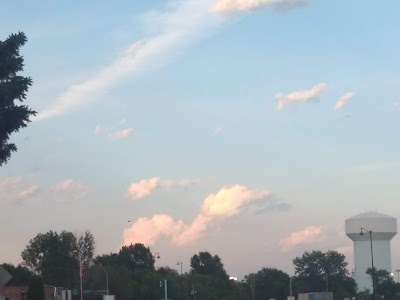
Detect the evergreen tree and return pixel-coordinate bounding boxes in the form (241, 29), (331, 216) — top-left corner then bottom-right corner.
(0, 32), (36, 166)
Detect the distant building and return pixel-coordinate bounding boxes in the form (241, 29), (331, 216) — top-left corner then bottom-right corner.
(345, 212), (397, 291)
(0, 286), (71, 300)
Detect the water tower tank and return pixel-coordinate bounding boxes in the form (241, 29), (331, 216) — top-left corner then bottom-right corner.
(345, 212), (397, 291)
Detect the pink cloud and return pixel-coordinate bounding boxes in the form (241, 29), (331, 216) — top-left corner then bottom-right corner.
(334, 92), (355, 111)
(123, 185), (284, 246)
(0, 177), (40, 203)
(123, 214), (185, 245)
(279, 226), (324, 252)
(127, 178), (161, 200)
(211, 0), (308, 13)
(15, 185), (40, 203)
(126, 177), (200, 200)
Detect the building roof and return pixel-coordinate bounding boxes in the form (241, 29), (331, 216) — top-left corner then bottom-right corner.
(348, 211), (395, 220)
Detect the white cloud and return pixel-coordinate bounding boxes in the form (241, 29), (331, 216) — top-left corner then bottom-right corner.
(211, 0), (308, 13)
(34, 0), (222, 121)
(334, 92), (355, 111)
(108, 128), (133, 141)
(54, 179), (89, 201)
(279, 226), (323, 252)
(123, 185), (289, 246)
(126, 177), (199, 200)
(276, 83), (327, 110)
(393, 102), (400, 110)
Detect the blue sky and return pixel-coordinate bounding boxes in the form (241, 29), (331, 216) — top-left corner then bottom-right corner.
(1, 0), (400, 278)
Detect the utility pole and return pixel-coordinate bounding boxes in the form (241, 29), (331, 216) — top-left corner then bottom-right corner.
(396, 269), (400, 283)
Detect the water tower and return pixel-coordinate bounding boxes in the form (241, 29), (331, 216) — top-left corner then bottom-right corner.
(345, 212), (397, 291)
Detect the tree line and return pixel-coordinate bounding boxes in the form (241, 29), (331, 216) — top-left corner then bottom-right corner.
(3, 230), (400, 300)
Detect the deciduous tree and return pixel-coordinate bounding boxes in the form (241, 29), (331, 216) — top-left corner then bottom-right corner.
(21, 230), (95, 288)
(293, 250), (356, 300)
(245, 268), (290, 300)
(1, 263), (33, 286)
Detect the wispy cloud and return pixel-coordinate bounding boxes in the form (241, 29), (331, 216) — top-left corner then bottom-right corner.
(54, 179), (89, 201)
(0, 177), (40, 204)
(0, 177), (23, 194)
(15, 185), (40, 204)
(109, 128), (133, 141)
(94, 119), (133, 141)
(94, 125), (104, 135)
(279, 226), (323, 252)
(127, 177), (199, 200)
(34, 0), (222, 121)
(393, 102), (400, 110)
(123, 185), (289, 245)
(214, 127), (223, 134)
(211, 0), (308, 13)
(350, 161), (400, 173)
(276, 83), (327, 110)
(334, 92), (355, 111)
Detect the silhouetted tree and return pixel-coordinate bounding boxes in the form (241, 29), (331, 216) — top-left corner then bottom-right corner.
(1, 263), (34, 286)
(366, 267), (400, 299)
(26, 276), (45, 300)
(293, 250), (356, 300)
(21, 230), (95, 288)
(245, 268), (290, 300)
(0, 32), (36, 166)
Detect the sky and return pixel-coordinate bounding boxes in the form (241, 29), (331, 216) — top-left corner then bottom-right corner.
(1, 0), (400, 279)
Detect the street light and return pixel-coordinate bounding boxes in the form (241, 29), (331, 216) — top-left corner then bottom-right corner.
(177, 261), (183, 300)
(97, 264), (109, 295)
(360, 228), (375, 300)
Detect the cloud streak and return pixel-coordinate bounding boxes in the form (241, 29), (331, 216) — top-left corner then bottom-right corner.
(123, 185), (289, 245)
(34, 0), (222, 121)
(276, 83), (327, 110)
(350, 161), (400, 173)
(54, 179), (89, 201)
(109, 128), (133, 140)
(211, 0), (308, 13)
(334, 92), (355, 111)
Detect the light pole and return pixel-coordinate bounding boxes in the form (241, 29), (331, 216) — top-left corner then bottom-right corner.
(98, 264), (109, 295)
(289, 277), (293, 297)
(396, 269), (400, 283)
(177, 261), (183, 300)
(360, 228), (375, 300)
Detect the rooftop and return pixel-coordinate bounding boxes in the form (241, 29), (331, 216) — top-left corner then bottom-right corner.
(348, 211), (395, 220)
